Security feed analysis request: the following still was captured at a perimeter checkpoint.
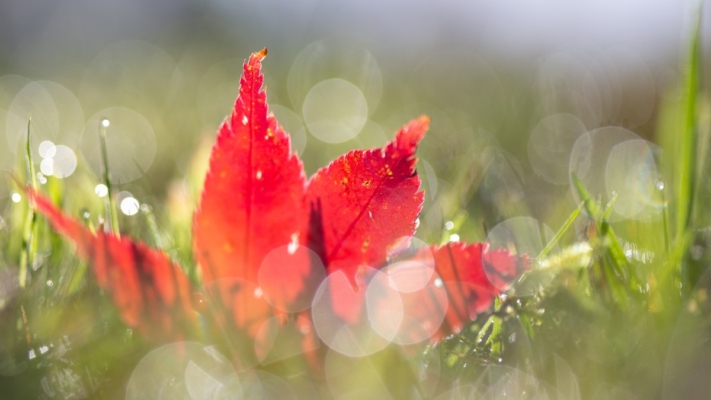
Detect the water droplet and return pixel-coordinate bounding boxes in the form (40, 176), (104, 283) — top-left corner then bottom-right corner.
(81, 209), (90, 220)
(242, 115), (248, 125)
(415, 218), (420, 229)
(256, 170), (262, 180)
(444, 221), (454, 230)
(120, 197), (140, 216)
(11, 192), (21, 203)
(655, 179), (665, 190)
(434, 278), (443, 288)
(94, 184), (108, 198)
(449, 234), (460, 242)
(100, 118), (110, 128)
(46, 280), (53, 287)
(254, 287), (263, 298)
(288, 233), (299, 254)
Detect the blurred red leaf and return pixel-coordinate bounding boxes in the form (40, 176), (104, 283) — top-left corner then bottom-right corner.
(29, 192), (196, 341)
(431, 242), (524, 339)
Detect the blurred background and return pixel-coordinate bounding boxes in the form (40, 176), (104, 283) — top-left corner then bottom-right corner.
(0, 0), (707, 219)
(1, 0), (711, 398)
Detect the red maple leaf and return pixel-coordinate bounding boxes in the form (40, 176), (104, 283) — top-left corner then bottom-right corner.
(27, 49), (529, 367)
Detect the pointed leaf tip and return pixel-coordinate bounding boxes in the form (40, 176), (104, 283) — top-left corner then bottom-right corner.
(306, 117), (428, 291)
(249, 48), (268, 66)
(194, 48), (308, 285)
(395, 115), (429, 153)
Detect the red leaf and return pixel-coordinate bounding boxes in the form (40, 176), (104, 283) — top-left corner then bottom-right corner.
(29, 191), (195, 341)
(27, 48), (528, 369)
(429, 242), (529, 339)
(193, 48), (308, 287)
(306, 117), (428, 287)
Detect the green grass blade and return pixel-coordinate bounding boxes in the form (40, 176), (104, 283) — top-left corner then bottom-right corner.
(675, 5), (701, 238)
(571, 173), (601, 219)
(19, 118), (38, 288)
(538, 201), (584, 260)
(99, 118), (120, 235)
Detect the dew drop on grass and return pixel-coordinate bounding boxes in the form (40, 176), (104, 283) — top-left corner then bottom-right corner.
(120, 197), (140, 216)
(94, 184), (108, 197)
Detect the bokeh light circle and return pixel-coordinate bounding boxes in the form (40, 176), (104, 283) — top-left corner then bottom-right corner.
(481, 146), (525, 208)
(383, 236), (435, 293)
(6, 81), (84, 164)
(38, 140), (56, 158)
(303, 79), (367, 143)
(39, 158), (54, 176)
(254, 315), (319, 366)
(258, 244), (326, 313)
(392, 271), (448, 345)
(94, 184), (108, 197)
(569, 126), (646, 221)
(287, 41), (382, 115)
(528, 113), (587, 185)
(604, 139), (663, 220)
(51, 145), (78, 178)
(311, 268), (402, 357)
(237, 370), (297, 400)
(485, 216), (556, 295)
(0, 76), (33, 197)
(82, 107), (156, 184)
(126, 342), (241, 400)
(535, 52), (601, 127)
(120, 197), (140, 216)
